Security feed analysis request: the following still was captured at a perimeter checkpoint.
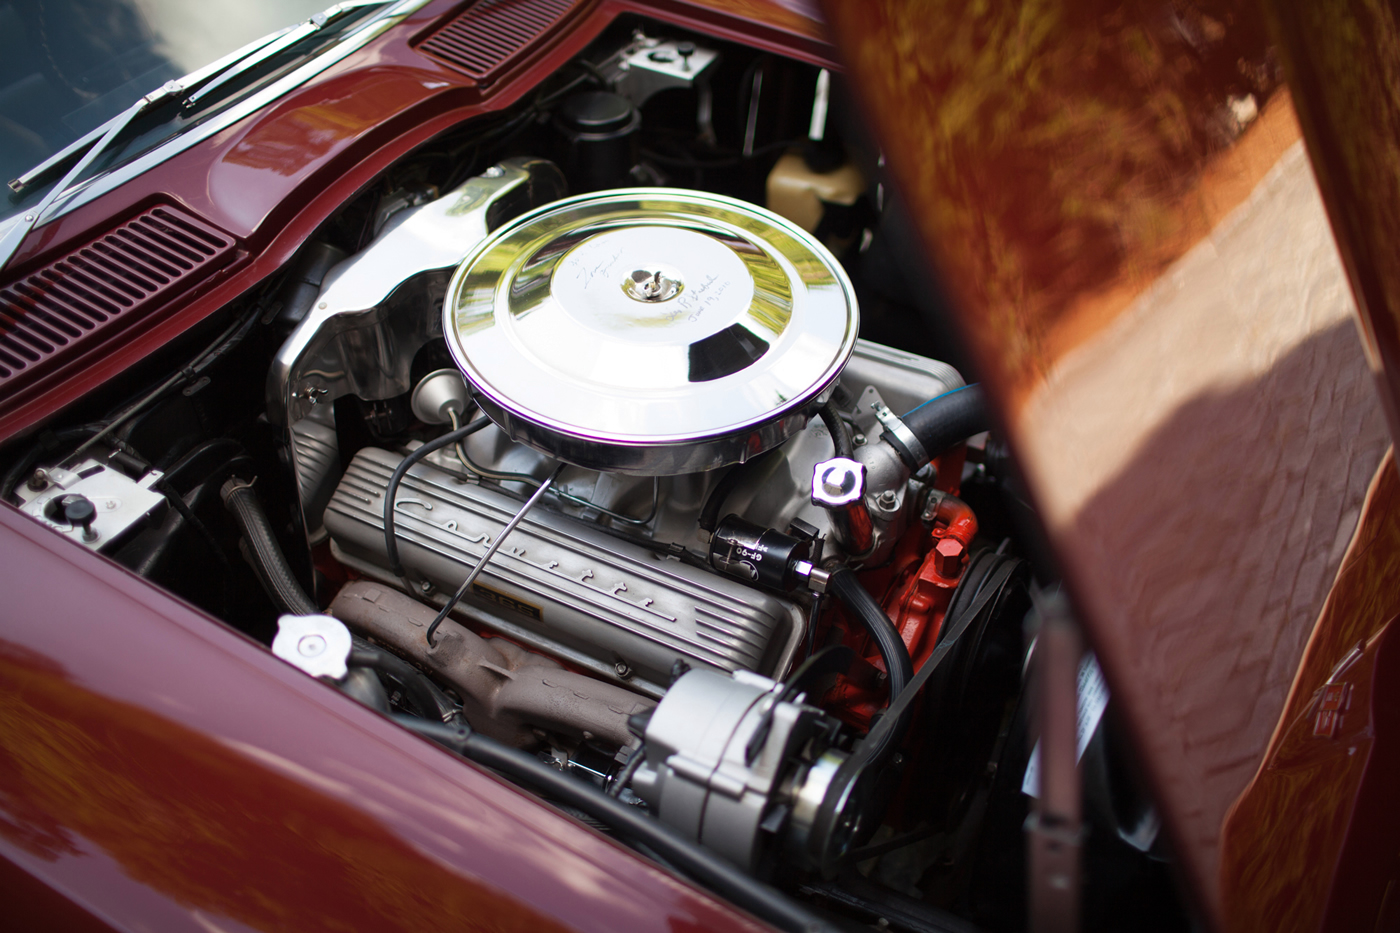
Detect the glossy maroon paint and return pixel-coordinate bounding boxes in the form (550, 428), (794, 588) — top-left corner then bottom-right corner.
(0, 503), (774, 932)
(10, 0), (1398, 928)
(0, 0), (834, 443)
(821, 0), (1397, 928)
(0, 3), (840, 927)
(1260, 1), (1400, 451)
(1220, 453), (1400, 933)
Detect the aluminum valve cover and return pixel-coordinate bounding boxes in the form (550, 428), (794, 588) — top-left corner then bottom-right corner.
(324, 448), (805, 697)
(442, 189), (859, 475)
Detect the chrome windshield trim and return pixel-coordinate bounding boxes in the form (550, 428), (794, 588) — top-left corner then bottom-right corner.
(34, 0), (435, 228)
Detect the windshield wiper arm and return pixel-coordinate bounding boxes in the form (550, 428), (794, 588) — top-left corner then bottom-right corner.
(0, 81), (188, 273)
(0, 0), (397, 274)
(6, 25), (298, 197)
(6, 0), (388, 198)
(182, 1), (388, 112)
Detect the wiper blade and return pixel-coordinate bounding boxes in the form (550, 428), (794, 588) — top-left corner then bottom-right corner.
(6, 26), (297, 197)
(6, 1), (388, 197)
(0, 0), (394, 274)
(182, 1), (388, 112)
(0, 81), (186, 273)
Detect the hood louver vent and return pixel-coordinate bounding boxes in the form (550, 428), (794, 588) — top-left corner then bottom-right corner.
(0, 205), (235, 384)
(417, 0), (579, 80)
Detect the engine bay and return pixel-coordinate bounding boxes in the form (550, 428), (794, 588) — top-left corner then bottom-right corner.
(0, 17), (1185, 933)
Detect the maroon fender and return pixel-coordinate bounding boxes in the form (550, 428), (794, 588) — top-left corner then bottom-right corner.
(0, 504), (770, 932)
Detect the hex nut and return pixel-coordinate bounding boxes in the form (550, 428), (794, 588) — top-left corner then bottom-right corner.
(933, 537), (965, 577)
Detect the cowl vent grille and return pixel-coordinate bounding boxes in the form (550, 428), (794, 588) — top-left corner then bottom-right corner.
(0, 205), (236, 383)
(417, 0), (579, 80)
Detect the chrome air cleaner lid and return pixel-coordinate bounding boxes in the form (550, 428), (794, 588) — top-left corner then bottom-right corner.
(443, 188), (858, 474)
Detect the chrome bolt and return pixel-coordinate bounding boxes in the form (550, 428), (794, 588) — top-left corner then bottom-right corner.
(852, 433), (867, 446)
(26, 468), (48, 491)
(614, 660), (633, 679)
(876, 489), (899, 510)
(419, 580), (435, 596)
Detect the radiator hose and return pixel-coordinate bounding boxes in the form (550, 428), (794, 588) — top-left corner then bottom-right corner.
(881, 384), (989, 470)
(221, 477), (318, 616)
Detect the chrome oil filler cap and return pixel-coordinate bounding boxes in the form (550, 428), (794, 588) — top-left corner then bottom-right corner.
(442, 188), (858, 475)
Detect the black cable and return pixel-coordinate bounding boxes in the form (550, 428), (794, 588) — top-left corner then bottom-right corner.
(570, 57), (610, 88)
(159, 437), (248, 489)
(819, 400), (854, 460)
(2, 424), (103, 503)
(607, 746), (645, 798)
(424, 463), (562, 647)
(698, 466), (743, 534)
(221, 477), (318, 616)
(390, 715), (840, 933)
(804, 590), (824, 660)
(155, 476), (233, 574)
(383, 417), (490, 578)
(697, 448), (782, 534)
(1, 424), (155, 502)
(66, 304), (262, 466)
(826, 567), (914, 765)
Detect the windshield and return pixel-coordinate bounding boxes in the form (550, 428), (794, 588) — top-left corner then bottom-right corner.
(0, 0), (348, 222)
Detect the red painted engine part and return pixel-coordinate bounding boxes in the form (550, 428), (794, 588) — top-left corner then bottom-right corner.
(820, 451), (978, 732)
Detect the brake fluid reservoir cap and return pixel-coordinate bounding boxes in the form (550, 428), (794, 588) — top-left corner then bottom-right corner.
(443, 188), (858, 475)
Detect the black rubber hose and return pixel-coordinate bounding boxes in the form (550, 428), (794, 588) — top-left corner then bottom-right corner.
(697, 448), (782, 535)
(826, 567), (914, 763)
(217, 484), (464, 726)
(818, 400), (854, 460)
(349, 639), (456, 721)
(881, 385), (990, 471)
(698, 465), (744, 534)
(384, 417), (491, 577)
(221, 478), (318, 616)
(391, 715), (841, 933)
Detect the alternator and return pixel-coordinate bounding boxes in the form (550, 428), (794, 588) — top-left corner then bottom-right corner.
(631, 668), (863, 874)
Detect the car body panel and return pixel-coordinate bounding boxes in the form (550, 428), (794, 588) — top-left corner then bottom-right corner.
(0, 0), (836, 444)
(1219, 450), (1400, 932)
(821, 0), (1400, 927)
(4, 0), (1399, 928)
(0, 504), (770, 932)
